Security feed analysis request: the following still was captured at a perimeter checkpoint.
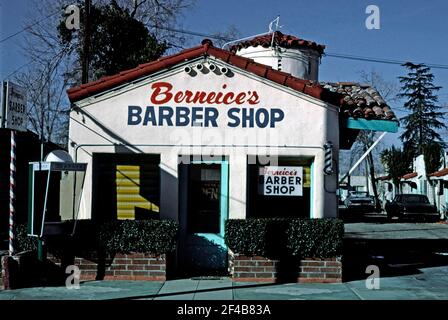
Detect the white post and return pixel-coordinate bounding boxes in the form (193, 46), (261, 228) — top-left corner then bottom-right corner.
(339, 132), (387, 184)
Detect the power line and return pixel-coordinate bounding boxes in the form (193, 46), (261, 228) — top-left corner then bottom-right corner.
(150, 25), (231, 42)
(152, 25), (448, 70)
(325, 52), (448, 70)
(0, 10), (60, 44)
(5, 20), (448, 81)
(4, 60), (34, 79)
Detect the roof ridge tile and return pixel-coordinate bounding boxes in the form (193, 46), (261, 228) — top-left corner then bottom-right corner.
(68, 41), (395, 119)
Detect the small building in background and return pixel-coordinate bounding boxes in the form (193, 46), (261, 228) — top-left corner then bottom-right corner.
(429, 168), (448, 218)
(379, 152), (448, 217)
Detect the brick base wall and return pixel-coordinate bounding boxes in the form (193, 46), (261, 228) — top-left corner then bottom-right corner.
(231, 254), (342, 283)
(0, 269), (3, 289)
(49, 253), (166, 281)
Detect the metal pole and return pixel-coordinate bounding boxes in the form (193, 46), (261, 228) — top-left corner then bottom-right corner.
(339, 132), (387, 184)
(365, 155), (369, 194)
(38, 71), (45, 260)
(9, 130), (16, 255)
(1, 82), (7, 128)
(82, 0), (91, 84)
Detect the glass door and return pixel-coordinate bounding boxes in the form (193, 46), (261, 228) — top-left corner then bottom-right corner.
(179, 160), (229, 277)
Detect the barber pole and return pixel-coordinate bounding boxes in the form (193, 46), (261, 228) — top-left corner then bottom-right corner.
(324, 141), (334, 175)
(9, 130), (16, 255)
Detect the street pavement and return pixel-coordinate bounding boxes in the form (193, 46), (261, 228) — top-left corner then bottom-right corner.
(342, 220), (448, 285)
(1, 220), (448, 300)
(1, 265), (448, 300)
(345, 220), (448, 240)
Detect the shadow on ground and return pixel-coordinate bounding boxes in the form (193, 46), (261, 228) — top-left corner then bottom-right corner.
(107, 281), (280, 300)
(343, 220), (448, 281)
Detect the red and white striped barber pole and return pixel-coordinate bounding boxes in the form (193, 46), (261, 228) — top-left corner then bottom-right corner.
(9, 130), (16, 256)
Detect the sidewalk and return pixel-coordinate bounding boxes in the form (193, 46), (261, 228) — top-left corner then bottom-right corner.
(1, 265), (448, 300)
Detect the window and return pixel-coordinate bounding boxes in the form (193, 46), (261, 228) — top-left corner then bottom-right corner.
(187, 164), (221, 234)
(92, 153), (161, 221)
(246, 156), (312, 219)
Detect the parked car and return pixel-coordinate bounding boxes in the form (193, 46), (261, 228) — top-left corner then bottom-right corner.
(344, 191), (375, 212)
(385, 194), (438, 221)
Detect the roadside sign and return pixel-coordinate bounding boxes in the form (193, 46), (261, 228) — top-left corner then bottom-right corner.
(259, 166), (303, 196)
(1, 81), (27, 131)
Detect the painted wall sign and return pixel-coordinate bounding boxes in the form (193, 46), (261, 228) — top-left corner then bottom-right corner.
(127, 82), (285, 128)
(1, 81), (27, 131)
(259, 166), (303, 196)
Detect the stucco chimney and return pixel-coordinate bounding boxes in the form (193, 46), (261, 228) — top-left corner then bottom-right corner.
(231, 32), (324, 81)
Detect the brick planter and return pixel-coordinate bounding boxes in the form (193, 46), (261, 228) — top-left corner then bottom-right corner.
(230, 254), (342, 283)
(50, 253), (166, 281)
(0, 263), (3, 289)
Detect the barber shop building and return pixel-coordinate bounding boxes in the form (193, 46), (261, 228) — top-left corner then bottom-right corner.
(67, 32), (398, 276)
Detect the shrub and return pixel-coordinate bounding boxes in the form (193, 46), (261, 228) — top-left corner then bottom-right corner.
(225, 218), (291, 258)
(14, 224), (38, 253)
(98, 219), (179, 255)
(225, 218), (344, 258)
(287, 218), (344, 258)
(225, 219), (269, 256)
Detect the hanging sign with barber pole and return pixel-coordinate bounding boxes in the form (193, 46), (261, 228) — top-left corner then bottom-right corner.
(259, 166), (303, 196)
(1, 81), (27, 255)
(9, 131), (16, 255)
(2, 81), (27, 132)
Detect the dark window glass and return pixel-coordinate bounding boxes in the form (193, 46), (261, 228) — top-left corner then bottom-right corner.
(403, 195), (429, 204)
(247, 157), (311, 219)
(187, 164), (221, 234)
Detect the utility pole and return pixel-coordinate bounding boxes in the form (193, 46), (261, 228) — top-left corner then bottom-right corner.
(81, 0), (91, 84)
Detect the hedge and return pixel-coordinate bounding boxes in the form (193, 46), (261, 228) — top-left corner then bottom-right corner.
(224, 218), (290, 257)
(12, 219), (179, 256)
(14, 224), (38, 253)
(225, 218), (344, 258)
(98, 219), (179, 255)
(287, 218), (344, 258)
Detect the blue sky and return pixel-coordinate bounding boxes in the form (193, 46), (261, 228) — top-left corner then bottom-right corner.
(1, 0), (448, 147)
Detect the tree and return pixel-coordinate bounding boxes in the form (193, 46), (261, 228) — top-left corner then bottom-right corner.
(58, 1), (168, 81)
(423, 142), (443, 175)
(15, 62), (70, 147)
(380, 146), (413, 189)
(398, 62), (446, 156)
(19, 0), (194, 146)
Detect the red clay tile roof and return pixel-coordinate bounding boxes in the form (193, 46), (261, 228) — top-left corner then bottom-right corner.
(377, 175), (391, 181)
(229, 31), (325, 55)
(401, 172), (418, 180)
(67, 39), (340, 104)
(429, 168), (448, 177)
(67, 40), (396, 123)
(321, 82), (397, 121)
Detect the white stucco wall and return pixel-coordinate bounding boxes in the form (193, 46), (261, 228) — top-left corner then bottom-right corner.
(68, 57), (339, 221)
(235, 46), (320, 81)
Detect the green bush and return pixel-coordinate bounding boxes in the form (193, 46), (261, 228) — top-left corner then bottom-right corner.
(225, 218), (291, 258)
(225, 219), (268, 256)
(287, 218), (344, 258)
(14, 224), (38, 253)
(98, 219), (179, 255)
(225, 218), (344, 258)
